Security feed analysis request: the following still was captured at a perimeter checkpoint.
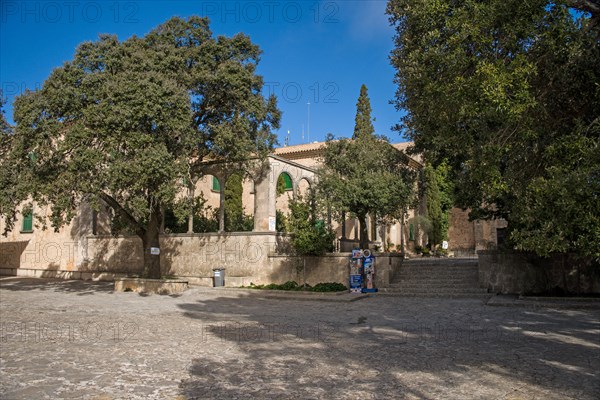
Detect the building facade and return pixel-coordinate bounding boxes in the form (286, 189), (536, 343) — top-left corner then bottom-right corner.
(0, 141), (506, 284)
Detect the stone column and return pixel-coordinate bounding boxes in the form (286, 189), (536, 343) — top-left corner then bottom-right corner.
(253, 174), (276, 232)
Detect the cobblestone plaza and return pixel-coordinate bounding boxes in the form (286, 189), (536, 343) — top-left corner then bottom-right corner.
(1, 278), (599, 399)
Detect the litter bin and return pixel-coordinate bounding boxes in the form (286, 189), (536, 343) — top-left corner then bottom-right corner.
(213, 268), (225, 287)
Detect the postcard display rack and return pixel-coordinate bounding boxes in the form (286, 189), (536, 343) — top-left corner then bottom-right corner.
(349, 249), (378, 293)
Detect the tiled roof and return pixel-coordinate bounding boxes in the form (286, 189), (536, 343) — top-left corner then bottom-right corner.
(275, 140), (418, 157)
(273, 142), (327, 155)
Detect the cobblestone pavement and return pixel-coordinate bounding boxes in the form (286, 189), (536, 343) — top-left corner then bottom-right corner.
(1, 277), (599, 400)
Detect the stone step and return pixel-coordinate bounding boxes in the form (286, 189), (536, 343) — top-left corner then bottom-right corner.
(376, 289), (491, 299)
(401, 259), (478, 266)
(397, 273), (477, 278)
(390, 283), (480, 290)
(399, 267), (478, 272)
(399, 265), (479, 271)
(383, 286), (488, 292)
(394, 275), (478, 282)
(382, 258), (483, 298)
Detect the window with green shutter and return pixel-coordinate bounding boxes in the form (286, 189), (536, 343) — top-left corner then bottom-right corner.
(409, 223), (414, 241)
(22, 212), (33, 232)
(277, 172), (293, 192)
(212, 176), (221, 192)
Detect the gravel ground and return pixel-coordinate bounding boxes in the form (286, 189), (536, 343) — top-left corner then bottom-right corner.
(1, 277), (599, 399)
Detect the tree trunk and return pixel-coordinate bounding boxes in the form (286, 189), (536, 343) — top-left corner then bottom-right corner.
(302, 256), (307, 290)
(219, 179), (225, 233)
(187, 186), (194, 234)
(358, 214), (369, 250)
(142, 206), (162, 279)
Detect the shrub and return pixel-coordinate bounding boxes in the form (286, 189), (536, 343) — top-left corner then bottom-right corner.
(311, 282), (348, 292)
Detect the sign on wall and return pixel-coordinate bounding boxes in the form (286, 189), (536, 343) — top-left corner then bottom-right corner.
(268, 216), (276, 232)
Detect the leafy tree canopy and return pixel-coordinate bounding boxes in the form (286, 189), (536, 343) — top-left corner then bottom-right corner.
(388, 0), (599, 258)
(319, 86), (415, 247)
(7, 16), (280, 277)
(0, 93), (24, 232)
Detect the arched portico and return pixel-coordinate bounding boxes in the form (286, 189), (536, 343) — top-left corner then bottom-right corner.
(252, 155), (317, 232)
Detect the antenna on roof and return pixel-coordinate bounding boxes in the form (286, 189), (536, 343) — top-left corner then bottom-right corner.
(302, 124), (305, 143)
(307, 101), (311, 143)
(284, 130), (290, 146)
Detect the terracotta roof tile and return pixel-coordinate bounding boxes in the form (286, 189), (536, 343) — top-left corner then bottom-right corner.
(273, 142), (326, 155)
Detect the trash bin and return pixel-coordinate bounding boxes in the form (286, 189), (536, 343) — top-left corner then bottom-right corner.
(213, 268), (225, 287)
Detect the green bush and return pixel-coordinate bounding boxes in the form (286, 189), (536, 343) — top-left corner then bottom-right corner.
(311, 282), (348, 292)
(279, 280), (299, 290)
(243, 281), (346, 292)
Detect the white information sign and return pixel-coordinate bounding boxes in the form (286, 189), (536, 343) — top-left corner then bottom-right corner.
(268, 216), (276, 232)
(150, 247), (160, 255)
(442, 241), (449, 250)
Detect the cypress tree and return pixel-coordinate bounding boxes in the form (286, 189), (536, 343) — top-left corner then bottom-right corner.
(352, 84), (375, 139)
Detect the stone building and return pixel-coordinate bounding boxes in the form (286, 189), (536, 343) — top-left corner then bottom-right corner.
(0, 140), (506, 285)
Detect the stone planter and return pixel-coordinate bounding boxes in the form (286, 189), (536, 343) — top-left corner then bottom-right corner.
(114, 278), (188, 295)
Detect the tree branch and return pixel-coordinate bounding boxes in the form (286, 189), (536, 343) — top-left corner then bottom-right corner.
(99, 192), (146, 237)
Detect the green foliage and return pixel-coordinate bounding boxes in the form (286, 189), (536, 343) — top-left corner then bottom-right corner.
(319, 86), (415, 247)
(276, 174), (289, 196)
(275, 209), (288, 233)
(287, 193), (335, 256)
(423, 161), (453, 248)
(311, 282), (348, 292)
(388, 1), (600, 258)
(0, 93), (21, 234)
(244, 280), (347, 292)
(224, 174), (253, 232)
(0, 92), (9, 135)
(353, 84), (375, 139)
(6, 17), (280, 277)
(511, 130), (600, 259)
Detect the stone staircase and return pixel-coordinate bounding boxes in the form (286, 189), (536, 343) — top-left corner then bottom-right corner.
(380, 258), (491, 298)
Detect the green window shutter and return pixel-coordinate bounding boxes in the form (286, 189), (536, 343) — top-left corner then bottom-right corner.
(409, 223), (414, 241)
(212, 176), (221, 192)
(282, 173), (293, 190)
(22, 212), (33, 232)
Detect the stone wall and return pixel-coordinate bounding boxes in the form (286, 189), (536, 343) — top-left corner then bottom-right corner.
(478, 250), (600, 295)
(1, 228), (401, 288)
(267, 253), (402, 288)
(448, 208), (475, 254)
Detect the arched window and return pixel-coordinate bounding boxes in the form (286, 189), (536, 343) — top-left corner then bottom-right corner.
(277, 172), (293, 194)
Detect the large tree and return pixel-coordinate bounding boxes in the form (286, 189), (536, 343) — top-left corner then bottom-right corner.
(7, 16), (280, 278)
(319, 85), (415, 248)
(0, 93), (22, 234)
(388, 1), (600, 259)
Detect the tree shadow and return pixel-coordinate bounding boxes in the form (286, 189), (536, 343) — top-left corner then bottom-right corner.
(0, 240), (30, 269)
(0, 277), (114, 295)
(175, 295), (600, 399)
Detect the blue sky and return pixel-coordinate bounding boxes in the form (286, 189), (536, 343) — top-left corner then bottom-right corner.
(1, 0), (408, 146)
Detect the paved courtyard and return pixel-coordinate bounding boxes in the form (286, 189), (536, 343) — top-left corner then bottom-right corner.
(1, 277), (599, 399)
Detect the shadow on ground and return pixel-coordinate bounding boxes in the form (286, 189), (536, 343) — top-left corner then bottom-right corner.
(0, 277), (114, 295)
(175, 295), (600, 399)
